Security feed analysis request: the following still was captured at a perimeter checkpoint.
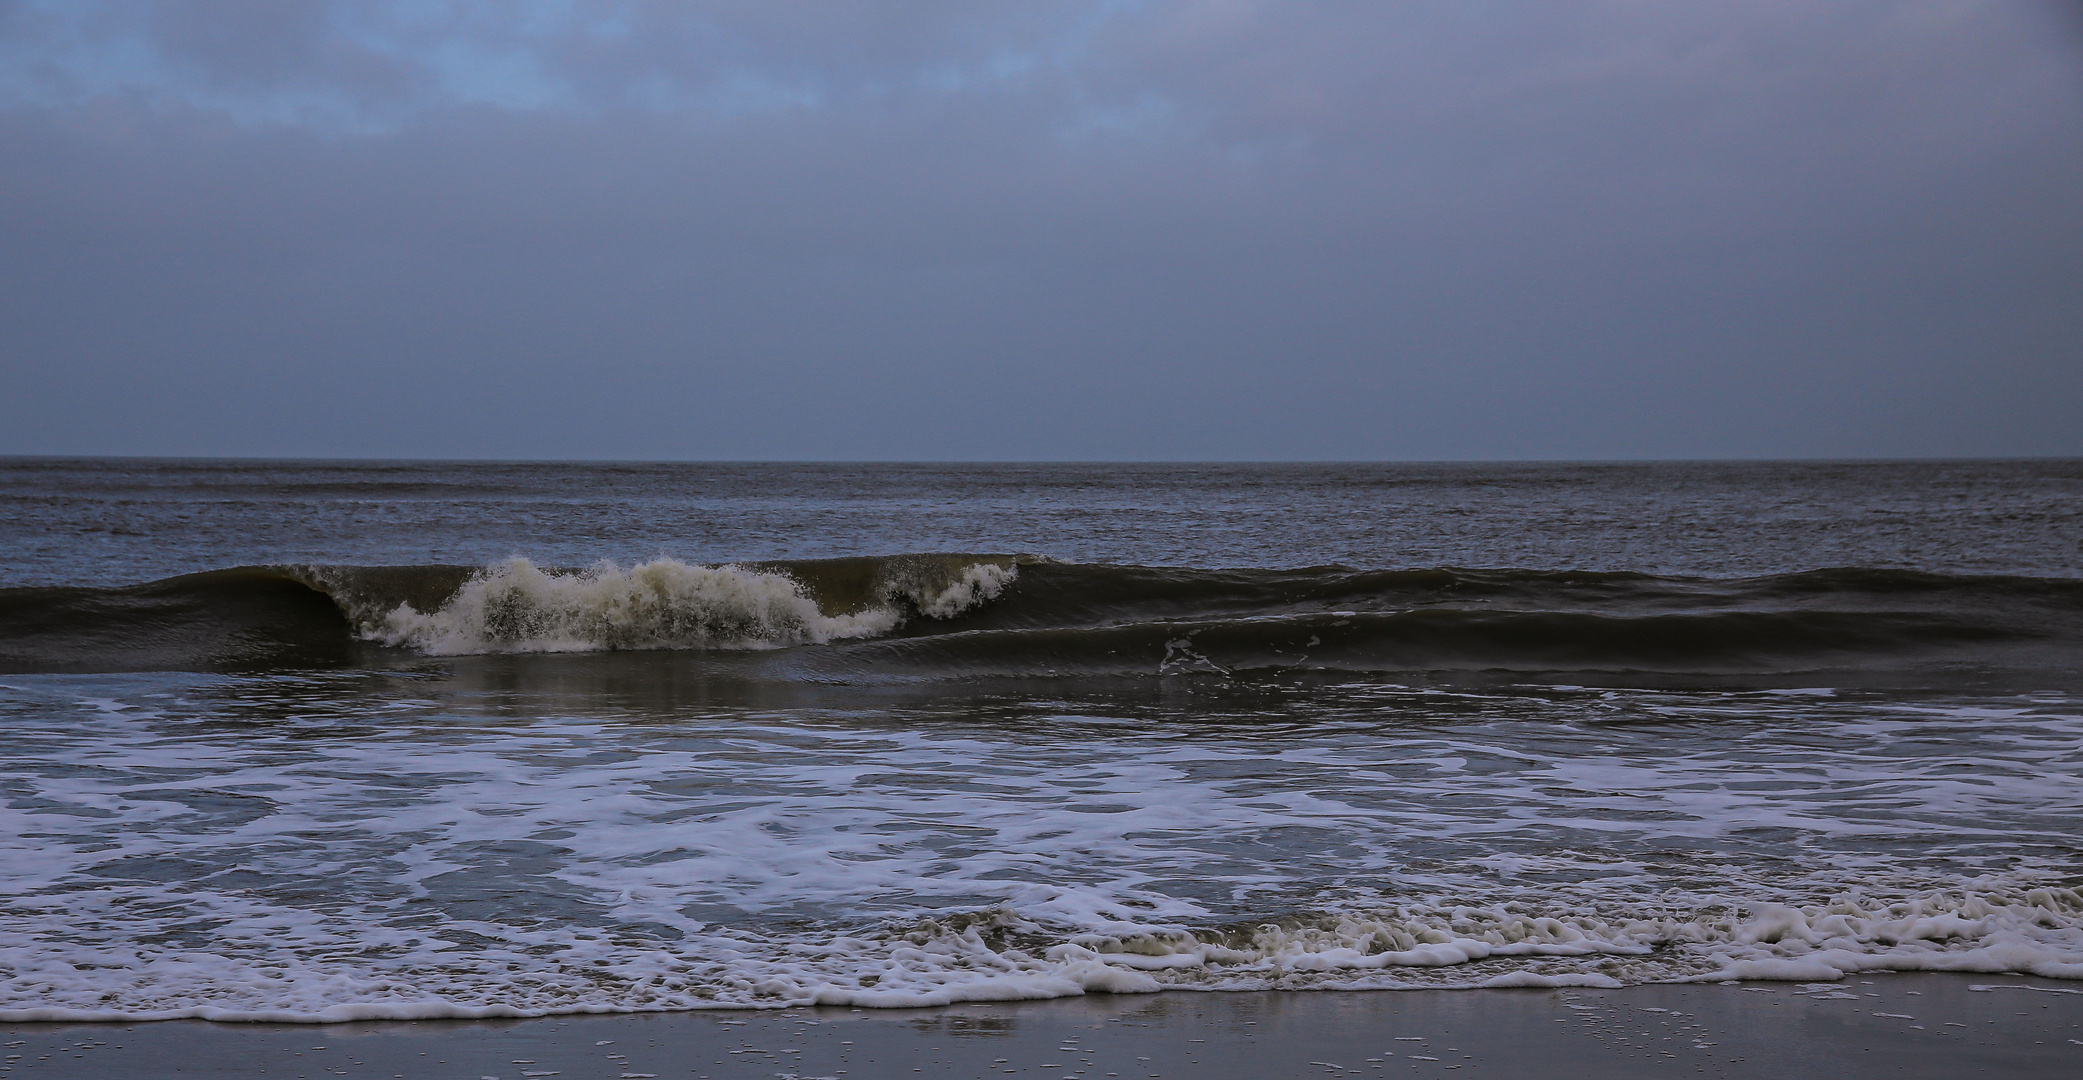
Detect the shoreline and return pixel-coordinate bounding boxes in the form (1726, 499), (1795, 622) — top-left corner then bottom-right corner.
(3, 974), (2078, 1080)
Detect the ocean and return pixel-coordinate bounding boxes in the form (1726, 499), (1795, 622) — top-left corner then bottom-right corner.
(1, 458), (2079, 1023)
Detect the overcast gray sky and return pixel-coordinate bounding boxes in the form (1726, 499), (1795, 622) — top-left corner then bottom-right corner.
(2, 1), (2078, 460)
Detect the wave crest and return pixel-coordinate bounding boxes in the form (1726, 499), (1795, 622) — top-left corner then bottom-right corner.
(909, 561), (1018, 618)
(372, 556), (1014, 655)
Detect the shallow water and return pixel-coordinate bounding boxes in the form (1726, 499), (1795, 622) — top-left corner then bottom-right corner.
(2, 459), (2080, 1020)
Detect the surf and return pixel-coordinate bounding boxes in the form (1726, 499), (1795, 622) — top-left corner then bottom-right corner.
(2, 557), (2077, 681)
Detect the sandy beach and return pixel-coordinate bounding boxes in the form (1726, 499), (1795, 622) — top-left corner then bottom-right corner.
(4, 974), (2077, 1080)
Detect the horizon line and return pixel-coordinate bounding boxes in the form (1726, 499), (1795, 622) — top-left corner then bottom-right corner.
(3, 453), (2079, 467)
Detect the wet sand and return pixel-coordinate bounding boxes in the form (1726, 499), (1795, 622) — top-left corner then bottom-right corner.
(3, 974), (2078, 1080)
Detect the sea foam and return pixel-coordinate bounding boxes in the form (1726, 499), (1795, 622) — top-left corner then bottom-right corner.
(3, 883), (2078, 1022)
(3, 678), (2077, 1023)
(371, 556), (1013, 655)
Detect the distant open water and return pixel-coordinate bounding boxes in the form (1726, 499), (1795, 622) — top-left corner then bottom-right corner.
(1, 459), (2080, 1021)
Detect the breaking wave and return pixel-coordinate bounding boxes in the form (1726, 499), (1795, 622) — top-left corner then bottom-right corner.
(2, 558), (2078, 679)
(0, 554), (1023, 670)
(366, 557), (1013, 655)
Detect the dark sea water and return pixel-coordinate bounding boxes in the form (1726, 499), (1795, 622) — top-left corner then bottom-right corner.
(1, 458), (2080, 1021)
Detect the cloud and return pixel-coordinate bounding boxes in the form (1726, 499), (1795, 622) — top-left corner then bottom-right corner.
(1, 2), (2078, 458)
(0, 1), (1114, 126)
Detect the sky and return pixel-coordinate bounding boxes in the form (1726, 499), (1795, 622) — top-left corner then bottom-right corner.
(2, 1), (2079, 461)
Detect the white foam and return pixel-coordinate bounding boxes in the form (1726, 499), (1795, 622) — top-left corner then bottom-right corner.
(1, 680), (2078, 1021)
(370, 557), (1009, 655)
(1046, 885), (2083, 990)
(908, 562), (1017, 619)
(9, 881), (2067, 1023)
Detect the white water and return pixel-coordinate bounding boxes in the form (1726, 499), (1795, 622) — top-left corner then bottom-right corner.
(367, 557), (1013, 654)
(2, 677), (2078, 1022)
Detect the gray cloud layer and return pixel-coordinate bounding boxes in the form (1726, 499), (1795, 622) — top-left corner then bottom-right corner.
(3, 1), (2079, 459)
